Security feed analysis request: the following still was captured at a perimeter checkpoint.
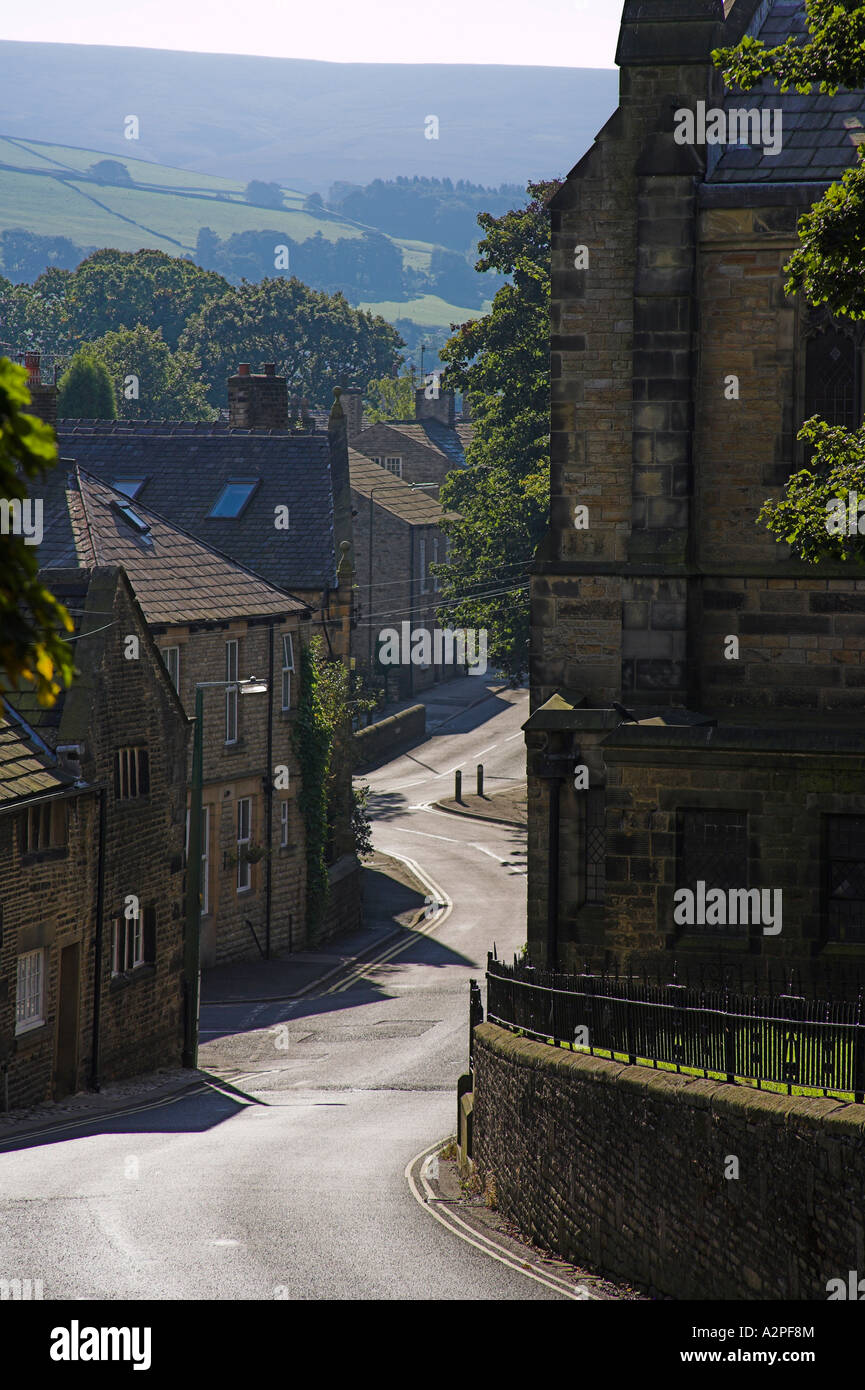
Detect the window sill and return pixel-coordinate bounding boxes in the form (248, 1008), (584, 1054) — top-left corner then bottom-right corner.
(109, 964), (156, 991)
(14, 1019), (47, 1041)
(21, 846), (68, 865)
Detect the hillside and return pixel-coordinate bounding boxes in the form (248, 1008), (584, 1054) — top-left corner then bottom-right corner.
(0, 42), (617, 192)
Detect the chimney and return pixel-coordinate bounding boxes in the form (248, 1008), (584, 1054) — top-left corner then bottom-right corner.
(227, 361), (288, 428)
(23, 352), (58, 426)
(414, 381), (455, 428)
(340, 388), (364, 442)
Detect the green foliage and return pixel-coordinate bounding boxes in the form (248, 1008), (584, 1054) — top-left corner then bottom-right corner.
(327, 176), (526, 251)
(351, 785), (374, 860)
(82, 324), (217, 421)
(758, 417), (865, 562)
(180, 276), (404, 410)
(0, 358), (75, 705)
(245, 180), (285, 209)
(714, 3), (865, 561)
(291, 640), (332, 935)
(436, 179), (559, 679)
(713, 1), (865, 95)
(57, 349), (117, 419)
(364, 373), (415, 422)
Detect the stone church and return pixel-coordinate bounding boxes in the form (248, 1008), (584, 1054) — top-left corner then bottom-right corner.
(526, 0), (865, 986)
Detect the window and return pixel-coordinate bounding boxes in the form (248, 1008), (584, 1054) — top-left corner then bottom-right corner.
(23, 800), (66, 853)
(115, 747), (150, 799)
(112, 911), (144, 975)
(385, 456), (403, 477)
(825, 815), (865, 943)
(804, 330), (861, 432)
(113, 478), (145, 499)
(110, 499), (152, 542)
(185, 805), (211, 915)
(419, 536), (427, 593)
(281, 633), (295, 711)
(208, 482), (257, 518)
(237, 797), (252, 892)
(16, 949), (44, 1034)
(679, 809), (748, 934)
(225, 640), (238, 744)
(280, 799), (289, 848)
(584, 789), (606, 905)
(161, 646), (180, 693)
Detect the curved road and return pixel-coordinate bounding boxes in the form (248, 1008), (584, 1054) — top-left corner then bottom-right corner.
(0, 681), (563, 1300)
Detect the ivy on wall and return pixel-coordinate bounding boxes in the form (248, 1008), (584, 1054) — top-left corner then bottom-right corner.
(291, 639), (331, 934)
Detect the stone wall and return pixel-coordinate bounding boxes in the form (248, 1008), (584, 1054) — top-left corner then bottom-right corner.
(353, 704), (426, 769)
(473, 1021), (865, 1300)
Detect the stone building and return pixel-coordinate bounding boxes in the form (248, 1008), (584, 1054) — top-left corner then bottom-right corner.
(527, 0), (865, 985)
(348, 387), (471, 487)
(29, 465), (340, 964)
(349, 449), (460, 696)
(1, 566), (189, 1109)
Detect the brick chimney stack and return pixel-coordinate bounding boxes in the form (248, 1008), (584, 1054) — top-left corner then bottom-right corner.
(414, 383), (455, 428)
(227, 361), (289, 429)
(24, 352), (58, 426)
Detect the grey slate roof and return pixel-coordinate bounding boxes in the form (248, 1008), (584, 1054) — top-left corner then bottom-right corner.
(36, 467), (307, 626)
(55, 422), (338, 592)
(710, 0), (865, 184)
(354, 420), (468, 468)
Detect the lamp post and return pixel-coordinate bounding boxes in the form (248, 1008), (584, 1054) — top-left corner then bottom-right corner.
(183, 676), (268, 1069)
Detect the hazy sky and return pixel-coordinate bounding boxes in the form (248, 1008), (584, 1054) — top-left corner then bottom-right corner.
(8, 0), (621, 68)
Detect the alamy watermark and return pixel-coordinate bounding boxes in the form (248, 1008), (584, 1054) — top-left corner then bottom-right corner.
(674, 100), (782, 157)
(673, 881), (782, 936)
(378, 623), (488, 675)
(0, 497), (42, 545)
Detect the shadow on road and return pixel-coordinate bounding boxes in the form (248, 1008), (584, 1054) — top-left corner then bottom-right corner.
(0, 1076), (264, 1154)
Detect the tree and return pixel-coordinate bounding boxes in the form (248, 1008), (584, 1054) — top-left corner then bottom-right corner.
(66, 249), (229, 349)
(57, 349), (117, 419)
(364, 372), (415, 422)
(435, 180), (560, 679)
(83, 324), (216, 421)
(244, 180), (284, 210)
(88, 159), (133, 186)
(180, 277), (403, 409)
(0, 357), (75, 706)
(714, 1), (865, 559)
(0, 229), (85, 284)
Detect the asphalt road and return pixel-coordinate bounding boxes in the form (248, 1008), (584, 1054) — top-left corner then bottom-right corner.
(0, 678), (560, 1300)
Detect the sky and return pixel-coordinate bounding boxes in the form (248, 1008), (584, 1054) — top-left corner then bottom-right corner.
(7, 0), (621, 68)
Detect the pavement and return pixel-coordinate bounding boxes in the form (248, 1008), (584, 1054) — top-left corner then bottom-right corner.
(0, 675), (631, 1301)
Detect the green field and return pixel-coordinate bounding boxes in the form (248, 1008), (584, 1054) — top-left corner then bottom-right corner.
(356, 293), (490, 327)
(0, 136), (367, 253)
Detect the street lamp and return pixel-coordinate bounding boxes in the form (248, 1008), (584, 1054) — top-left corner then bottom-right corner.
(183, 676), (268, 1068)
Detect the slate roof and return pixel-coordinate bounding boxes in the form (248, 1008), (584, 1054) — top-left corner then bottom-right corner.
(348, 450), (460, 524)
(55, 422), (338, 592)
(0, 704), (78, 811)
(35, 466), (307, 626)
(710, 0), (865, 184)
(355, 420), (468, 468)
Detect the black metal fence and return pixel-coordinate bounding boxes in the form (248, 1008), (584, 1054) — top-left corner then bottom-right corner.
(484, 954), (865, 1102)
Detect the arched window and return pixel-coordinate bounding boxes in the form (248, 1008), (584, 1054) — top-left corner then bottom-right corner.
(804, 329), (860, 430)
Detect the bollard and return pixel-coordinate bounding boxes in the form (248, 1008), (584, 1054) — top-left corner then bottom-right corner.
(477, 763), (484, 797)
(455, 769), (462, 802)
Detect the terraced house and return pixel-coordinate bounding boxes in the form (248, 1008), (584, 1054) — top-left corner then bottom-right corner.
(29, 465), (331, 965)
(0, 566), (189, 1110)
(527, 0), (865, 986)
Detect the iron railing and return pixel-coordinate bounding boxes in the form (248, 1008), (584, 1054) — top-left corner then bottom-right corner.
(484, 953), (865, 1102)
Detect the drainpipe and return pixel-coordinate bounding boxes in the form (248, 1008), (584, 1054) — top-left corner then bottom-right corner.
(89, 787), (106, 1092)
(547, 777), (561, 971)
(265, 619), (276, 958)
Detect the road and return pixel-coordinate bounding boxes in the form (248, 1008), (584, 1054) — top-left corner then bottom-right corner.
(0, 678), (564, 1300)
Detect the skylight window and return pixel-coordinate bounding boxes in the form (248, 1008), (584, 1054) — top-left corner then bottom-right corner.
(208, 482), (257, 518)
(113, 478), (145, 499)
(111, 499), (152, 538)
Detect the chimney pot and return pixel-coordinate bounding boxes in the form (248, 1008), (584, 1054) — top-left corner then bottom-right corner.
(238, 363), (251, 376)
(263, 363), (276, 376)
(24, 351), (40, 384)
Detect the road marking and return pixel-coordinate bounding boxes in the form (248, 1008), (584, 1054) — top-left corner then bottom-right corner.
(505, 731), (524, 742)
(469, 843), (508, 864)
(405, 1142), (593, 1301)
(323, 854), (453, 995)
